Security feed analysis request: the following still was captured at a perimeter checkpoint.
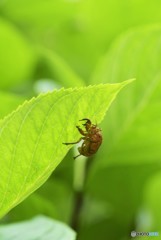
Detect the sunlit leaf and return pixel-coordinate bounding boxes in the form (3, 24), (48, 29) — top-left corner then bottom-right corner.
(0, 81), (132, 218)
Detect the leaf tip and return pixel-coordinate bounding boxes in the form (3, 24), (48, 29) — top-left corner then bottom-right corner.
(122, 78), (136, 85)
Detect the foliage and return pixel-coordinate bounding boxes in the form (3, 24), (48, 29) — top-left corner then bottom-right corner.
(0, 216), (76, 240)
(0, 1), (161, 240)
(0, 81), (131, 218)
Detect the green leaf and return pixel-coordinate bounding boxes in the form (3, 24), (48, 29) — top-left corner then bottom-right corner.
(36, 48), (84, 87)
(8, 192), (58, 222)
(0, 81), (132, 218)
(0, 18), (36, 89)
(83, 26), (161, 239)
(91, 25), (161, 165)
(3, 0), (161, 81)
(85, 163), (159, 240)
(0, 216), (76, 240)
(8, 178), (73, 223)
(142, 171), (161, 231)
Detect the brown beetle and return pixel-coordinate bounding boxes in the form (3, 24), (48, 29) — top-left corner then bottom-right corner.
(63, 118), (102, 159)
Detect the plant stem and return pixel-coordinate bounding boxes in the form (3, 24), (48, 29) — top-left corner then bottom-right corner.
(70, 156), (94, 234)
(70, 189), (83, 232)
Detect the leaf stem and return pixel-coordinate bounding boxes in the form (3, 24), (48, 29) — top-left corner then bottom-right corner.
(70, 156), (94, 235)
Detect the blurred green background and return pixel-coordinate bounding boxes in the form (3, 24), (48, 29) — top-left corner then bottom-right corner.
(0, 0), (161, 240)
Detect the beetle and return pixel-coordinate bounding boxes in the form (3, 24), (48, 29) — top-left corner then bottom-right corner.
(63, 118), (102, 159)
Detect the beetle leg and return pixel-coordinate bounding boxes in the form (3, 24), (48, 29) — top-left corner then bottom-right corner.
(76, 126), (87, 136)
(73, 154), (81, 159)
(63, 137), (85, 145)
(73, 145), (85, 159)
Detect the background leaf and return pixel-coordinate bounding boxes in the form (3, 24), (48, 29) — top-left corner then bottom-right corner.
(80, 25), (161, 240)
(8, 179), (73, 223)
(0, 18), (36, 90)
(0, 81), (132, 218)
(142, 170), (161, 231)
(0, 92), (24, 119)
(91, 25), (161, 165)
(35, 48), (84, 88)
(0, 216), (76, 240)
(2, 0), (161, 80)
